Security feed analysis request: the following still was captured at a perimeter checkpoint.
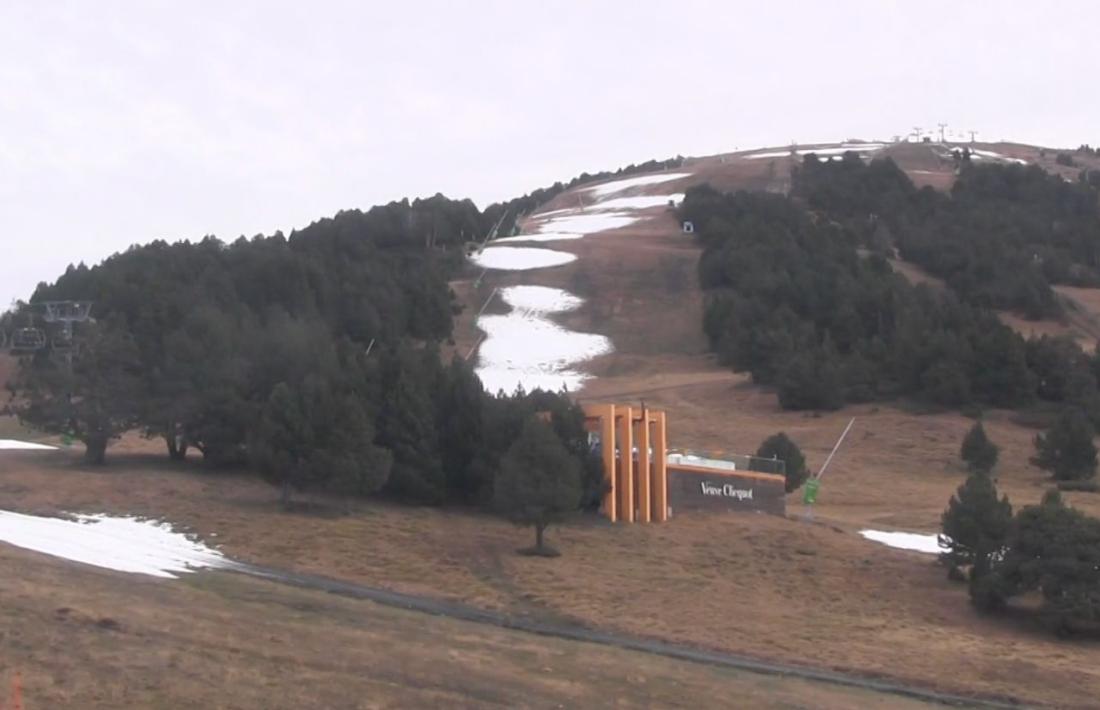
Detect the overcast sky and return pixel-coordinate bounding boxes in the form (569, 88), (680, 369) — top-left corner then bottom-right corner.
(1, 0), (1097, 309)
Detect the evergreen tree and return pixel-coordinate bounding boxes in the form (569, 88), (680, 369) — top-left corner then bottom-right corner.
(985, 491), (1100, 633)
(756, 432), (809, 492)
(375, 352), (446, 503)
(939, 471), (1013, 590)
(1032, 408), (1098, 481)
(960, 421), (999, 473)
(250, 376), (392, 509)
(493, 418), (582, 556)
(12, 319), (142, 464)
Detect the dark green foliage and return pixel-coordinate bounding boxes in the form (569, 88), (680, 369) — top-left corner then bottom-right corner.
(10, 192), (597, 518)
(939, 471), (1012, 590)
(375, 348), (446, 504)
(682, 185), (1040, 411)
(1032, 408), (1098, 481)
(794, 156), (1100, 316)
(250, 376), (392, 508)
(982, 492), (1100, 633)
(11, 319), (143, 464)
(960, 421), (999, 473)
(493, 418), (582, 555)
(755, 433), (809, 493)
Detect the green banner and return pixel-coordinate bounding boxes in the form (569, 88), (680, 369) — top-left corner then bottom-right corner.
(802, 478), (820, 505)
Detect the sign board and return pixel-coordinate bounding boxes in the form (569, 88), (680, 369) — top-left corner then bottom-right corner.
(666, 466), (786, 516)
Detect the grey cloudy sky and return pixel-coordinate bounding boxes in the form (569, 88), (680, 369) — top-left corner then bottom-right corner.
(1, 0), (1096, 309)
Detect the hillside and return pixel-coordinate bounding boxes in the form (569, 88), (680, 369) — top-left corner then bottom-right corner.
(5, 138), (1100, 707)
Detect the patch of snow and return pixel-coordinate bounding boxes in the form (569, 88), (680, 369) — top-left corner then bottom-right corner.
(0, 439), (57, 450)
(535, 211), (639, 235)
(493, 231), (584, 244)
(0, 510), (233, 579)
(969, 149), (1027, 165)
(582, 173), (692, 198)
(744, 144), (885, 160)
(589, 194), (684, 211)
(859, 529), (944, 555)
(471, 247), (576, 271)
(475, 285), (612, 395)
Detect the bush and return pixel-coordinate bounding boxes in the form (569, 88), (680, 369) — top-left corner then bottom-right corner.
(756, 433), (809, 492)
(1031, 408), (1098, 481)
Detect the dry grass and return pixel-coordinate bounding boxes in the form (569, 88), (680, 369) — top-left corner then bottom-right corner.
(1, 440), (1097, 707)
(1, 545), (940, 709)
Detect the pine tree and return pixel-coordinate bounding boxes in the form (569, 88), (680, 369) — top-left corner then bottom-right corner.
(940, 471), (1013, 587)
(250, 376), (392, 509)
(493, 418), (582, 556)
(1032, 408), (1098, 481)
(376, 355), (445, 503)
(960, 421), (999, 473)
(12, 319), (143, 464)
(986, 490), (1100, 632)
(756, 432), (809, 492)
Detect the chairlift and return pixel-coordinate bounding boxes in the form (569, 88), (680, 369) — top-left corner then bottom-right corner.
(11, 327), (46, 352)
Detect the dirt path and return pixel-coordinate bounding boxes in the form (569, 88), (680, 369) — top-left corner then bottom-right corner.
(236, 561), (1017, 709)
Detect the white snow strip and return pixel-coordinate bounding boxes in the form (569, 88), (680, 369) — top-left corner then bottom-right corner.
(493, 231), (584, 244)
(582, 173), (692, 198)
(536, 211), (639, 235)
(589, 194), (683, 211)
(471, 247), (576, 271)
(475, 285), (611, 395)
(744, 144), (885, 160)
(0, 510), (232, 579)
(0, 439), (57, 450)
(859, 530), (944, 555)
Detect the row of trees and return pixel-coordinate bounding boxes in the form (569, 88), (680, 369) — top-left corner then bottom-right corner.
(793, 153), (1100, 318)
(943, 420), (1099, 634)
(683, 180), (1100, 417)
(683, 186), (1050, 411)
(6, 196), (603, 525)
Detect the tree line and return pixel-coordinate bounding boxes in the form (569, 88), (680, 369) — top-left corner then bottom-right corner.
(793, 153), (1100, 318)
(682, 175), (1100, 417)
(944, 419), (1099, 634)
(6, 195), (602, 529)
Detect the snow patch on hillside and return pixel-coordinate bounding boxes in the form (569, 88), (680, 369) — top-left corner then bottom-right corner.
(0, 510), (233, 578)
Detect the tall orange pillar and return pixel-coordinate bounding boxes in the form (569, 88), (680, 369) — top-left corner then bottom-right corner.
(599, 404), (617, 522)
(634, 409), (651, 523)
(652, 411), (668, 522)
(616, 406), (634, 522)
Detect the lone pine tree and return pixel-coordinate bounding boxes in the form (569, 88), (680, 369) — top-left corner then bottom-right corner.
(1032, 408), (1098, 481)
(493, 417), (581, 556)
(960, 421), (999, 473)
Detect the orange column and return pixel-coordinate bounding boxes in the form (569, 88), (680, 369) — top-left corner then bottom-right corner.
(600, 404), (616, 522)
(616, 407), (634, 522)
(652, 411), (668, 522)
(634, 410), (651, 522)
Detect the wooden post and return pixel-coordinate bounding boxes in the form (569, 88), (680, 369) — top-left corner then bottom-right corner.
(652, 411), (668, 522)
(616, 407), (634, 523)
(11, 670), (23, 710)
(634, 409), (651, 522)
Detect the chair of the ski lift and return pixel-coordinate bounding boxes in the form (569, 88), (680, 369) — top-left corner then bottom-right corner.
(10, 327), (46, 352)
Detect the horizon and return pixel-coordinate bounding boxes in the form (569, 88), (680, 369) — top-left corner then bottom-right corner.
(3, 0), (1097, 308)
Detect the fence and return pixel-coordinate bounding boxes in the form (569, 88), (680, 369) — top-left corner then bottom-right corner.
(0, 670), (23, 710)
